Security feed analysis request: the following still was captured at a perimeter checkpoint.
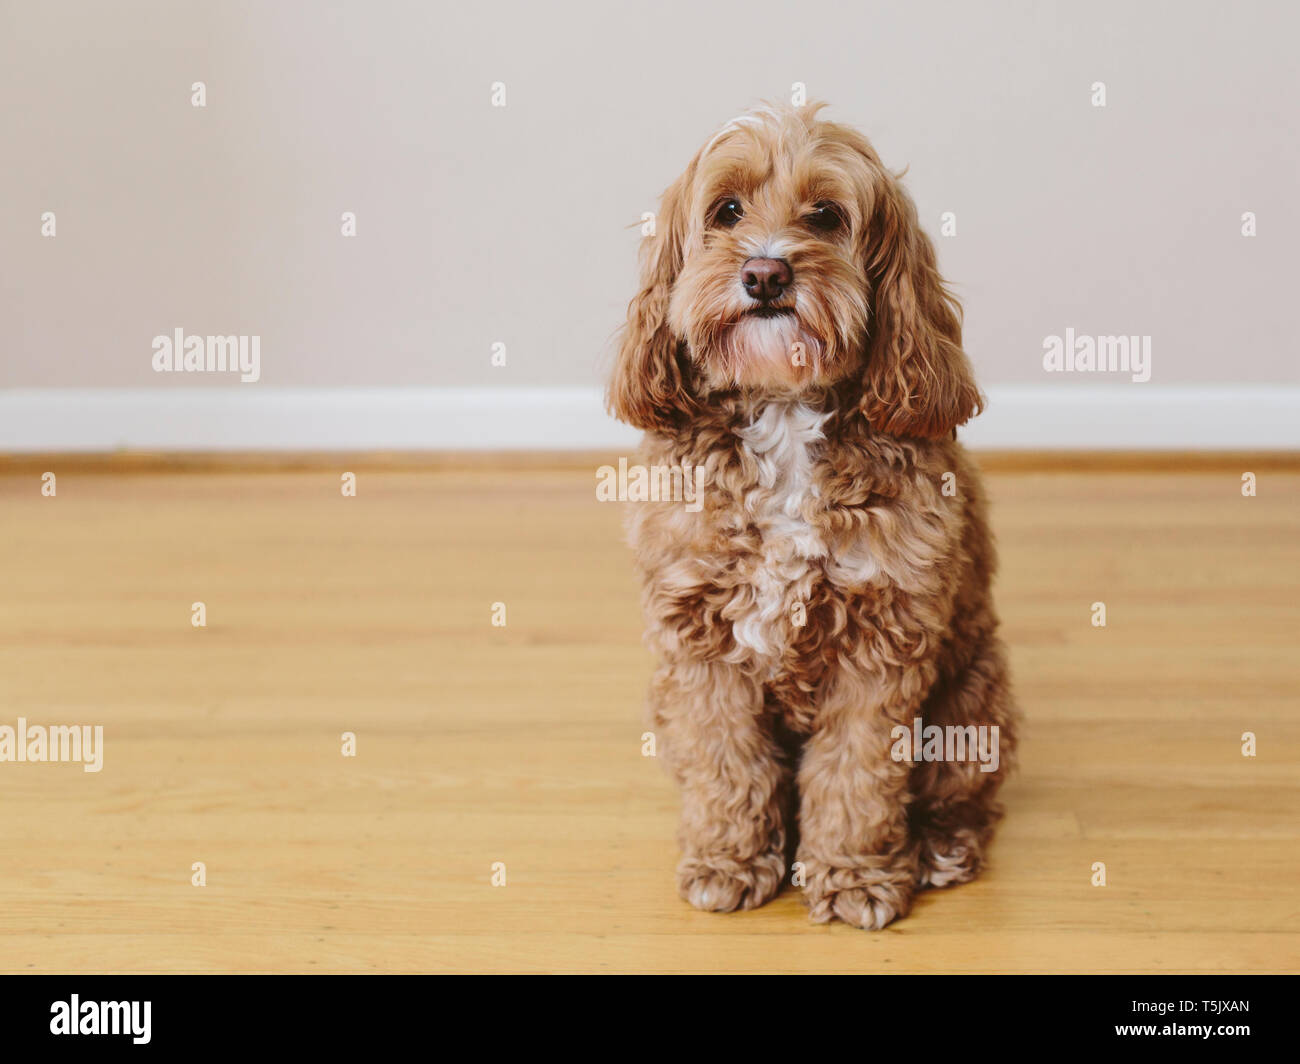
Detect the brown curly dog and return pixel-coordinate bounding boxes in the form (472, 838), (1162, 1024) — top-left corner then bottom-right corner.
(608, 102), (1019, 930)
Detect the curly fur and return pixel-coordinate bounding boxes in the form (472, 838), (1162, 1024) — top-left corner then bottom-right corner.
(609, 103), (1018, 929)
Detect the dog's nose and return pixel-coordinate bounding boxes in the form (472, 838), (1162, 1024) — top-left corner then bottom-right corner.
(741, 257), (793, 302)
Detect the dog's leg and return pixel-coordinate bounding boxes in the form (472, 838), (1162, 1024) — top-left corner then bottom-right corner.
(910, 631), (1018, 889)
(796, 667), (921, 930)
(650, 661), (788, 913)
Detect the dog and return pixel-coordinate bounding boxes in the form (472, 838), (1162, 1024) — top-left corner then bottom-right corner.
(607, 103), (1018, 930)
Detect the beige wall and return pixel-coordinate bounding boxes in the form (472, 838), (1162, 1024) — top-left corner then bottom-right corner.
(2, 0), (1296, 392)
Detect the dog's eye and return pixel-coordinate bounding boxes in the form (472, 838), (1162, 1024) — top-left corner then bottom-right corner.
(712, 199), (744, 228)
(807, 201), (844, 233)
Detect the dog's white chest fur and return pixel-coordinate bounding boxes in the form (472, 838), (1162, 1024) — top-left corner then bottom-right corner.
(737, 399), (828, 556)
(728, 401), (864, 668)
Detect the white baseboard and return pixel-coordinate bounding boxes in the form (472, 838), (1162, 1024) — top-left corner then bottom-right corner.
(959, 385), (1299, 450)
(0, 386), (1296, 452)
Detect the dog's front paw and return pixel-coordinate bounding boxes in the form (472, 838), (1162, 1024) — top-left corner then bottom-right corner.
(917, 825), (983, 889)
(677, 851), (785, 913)
(800, 858), (915, 930)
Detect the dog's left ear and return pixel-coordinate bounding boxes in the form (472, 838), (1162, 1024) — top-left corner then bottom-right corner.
(607, 163), (698, 432)
(859, 176), (983, 439)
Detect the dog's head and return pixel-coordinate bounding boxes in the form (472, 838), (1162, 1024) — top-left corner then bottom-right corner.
(609, 103), (982, 438)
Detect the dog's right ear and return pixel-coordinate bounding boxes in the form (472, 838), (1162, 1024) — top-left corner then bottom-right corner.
(858, 174), (982, 440)
(607, 166), (697, 431)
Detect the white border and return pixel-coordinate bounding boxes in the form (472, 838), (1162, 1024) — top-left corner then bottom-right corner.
(0, 386), (1295, 452)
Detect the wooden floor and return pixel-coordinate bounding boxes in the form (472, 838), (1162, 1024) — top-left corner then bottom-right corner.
(0, 456), (1296, 974)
